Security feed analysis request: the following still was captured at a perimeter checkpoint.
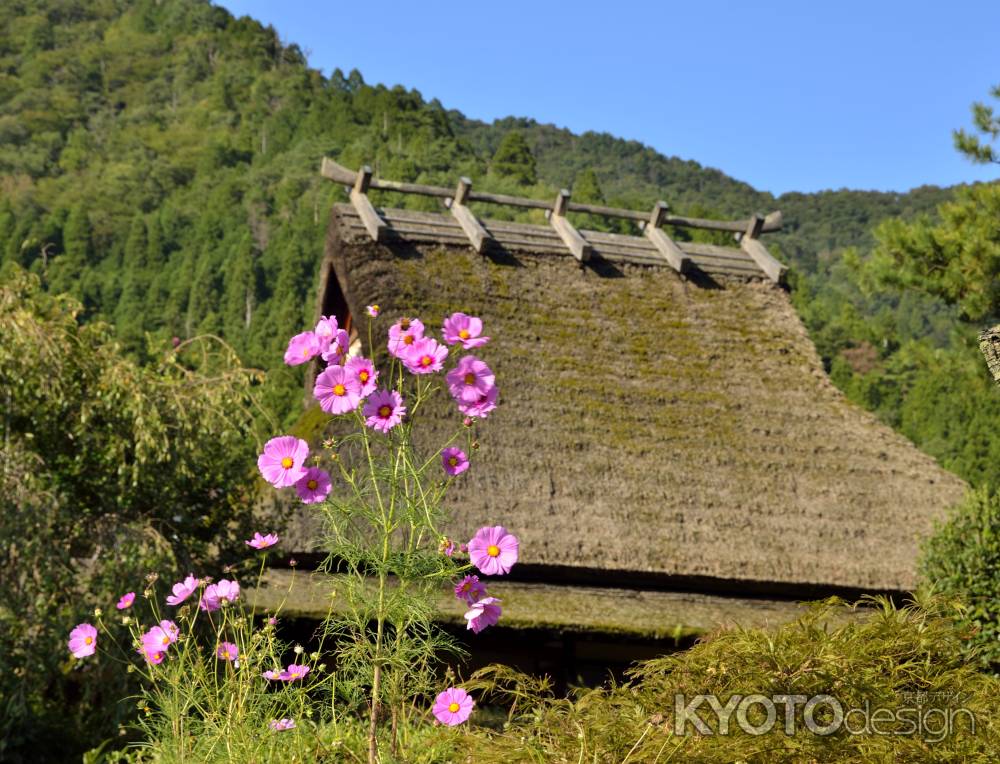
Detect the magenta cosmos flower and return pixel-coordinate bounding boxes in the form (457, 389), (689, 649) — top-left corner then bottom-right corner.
(295, 467), (332, 504)
(314, 315), (339, 352)
(442, 312), (490, 349)
(165, 574), (200, 606)
(464, 597), (502, 634)
(321, 329), (350, 364)
(403, 337), (448, 374)
(366, 304), (380, 318)
(446, 356), (495, 404)
(279, 664), (310, 682)
(458, 385), (499, 420)
(441, 447), (469, 477)
(314, 365), (362, 415)
(387, 317), (424, 358)
(345, 355), (378, 396)
(468, 526), (519, 576)
(363, 389), (406, 433)
(216, 642), (239, 662)
(454, 575), (487, 605)
(269, 718), (296, 732)
(68, 623), (98, 658)
(257, 436), (310, 487)
(432, 688), (474, 726)
(138, 644), (166, 665)
(116, 592), (135, 610)
(200, 579), (240, 612)
(284, 331), (321, 366)
(246, 532), (280, 550)
(141, 625), (175, 657)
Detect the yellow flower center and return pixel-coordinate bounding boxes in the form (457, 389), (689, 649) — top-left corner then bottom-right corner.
(359, 370), (369, 382)
(222, 650), (230, 659)
(448, 457), (458, 467)
(302, 348), (310, 357)
(403, 334), (414, 345)
(459, 329), (470, 339)
(378, 405), (391, 417)
(487, 544), (500, 557)
(464, 373), (475, 385)
(307, 480), (318, 490)
(84, 636), (93, 645)
(461, 583), (470, 591)
(421, 355), (432, 366)
(281, 457), (294, 469)
(372, 304), (379, 312)
(448, 702), (460, 713)
(162, 636), (170, 646)
(333, 384), (346, 396)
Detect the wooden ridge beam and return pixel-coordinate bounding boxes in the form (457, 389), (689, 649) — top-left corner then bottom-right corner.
(348, 165), (386, 242)
(446, 177), (492, 254)
(643, 201), (691, 274)
(740, 214), (787, 284)
(547, 190), (592, 262)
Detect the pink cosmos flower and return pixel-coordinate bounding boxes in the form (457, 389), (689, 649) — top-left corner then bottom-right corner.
(446, 356), (495, 404)
(314, 365), (362, 414)
(402, 337), (448, 374)
(366, 305), (380, 318)
(262, 669), (283, 680)
(116, 592), (135, 610)
(165, 574), (200, 606)
(279, 664), (310, 682)
(216, 642), (239, 661)
(454, 575), (487, 605)
(284, 331), (321, 366)
(464, 597), (502, 634)
(68, 623), (98, 658)
(269, 718), (296, 732)
(295, 467), (332, 504)
(200, 579), (240, 612)
(362, 389), (406, 433)
(458, 385), (499, 420)
(159, 620), (180, 643)
(441, 447), (469, 477)
(321, 329), (350, 364)
(138, 644), (166, 665)
(439, 537), (456, 557)
(468, 526), (519, 576)
(345, 355), (378, 396)
(442, 312), (490, 349)
(246, 532), (280, 550)
(257, 436), (310, 488)
(314, 316), (339, 352)
(141, 625), (174, 654)
(387, 317), (425, 358)
(432, 687), (474, 726)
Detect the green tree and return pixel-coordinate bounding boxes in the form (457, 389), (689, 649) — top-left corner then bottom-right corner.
(489, 130), (537, 186)
(953, 82), (1000, 164)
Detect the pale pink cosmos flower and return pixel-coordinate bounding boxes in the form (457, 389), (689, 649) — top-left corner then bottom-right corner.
(116, 592), (135, 610)
(159, 620), (180, 643)
(441, 447), (469, 477)
(138, 644), (166, 665)
(246, 532), (280, 550)
(269, 718), (296, 732)
(362, 389), (406, 433)
(216, 642), (239, 661)
(314, 316), (339, 352)
(68, 623), (98, 658)
(432, 688), (474, 726)
(321, 329), (350, 364)
(446, 356), (495, 404)
(402, 337), (448, 374)
(454, 575), (487, 605)
(387, 317), (424, 358)
(468, 526), (519, 576)
(366, 305), (380, 318)
(313, 365), (362, 415)
(257, 436), (310, 487)
(141, 625), (174, 655)
(284, 331), (321, 366)
(464, 597), (502, 634)
(262, 669), (283, 680)
(200, 579), (240, 612)
(442, 313), (490, 349)
(345, 355), (378, 396)
(458, 385), (499, 420)
(439, 537), (456, 557)
(279, 664), (310, 682)
(165, 574), (200, 606)
(295, 467), (332, 504)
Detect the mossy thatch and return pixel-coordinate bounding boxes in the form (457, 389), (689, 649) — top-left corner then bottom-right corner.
(288, 204), (967, 599)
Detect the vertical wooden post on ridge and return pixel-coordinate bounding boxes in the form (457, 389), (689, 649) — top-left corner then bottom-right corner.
(349, 164), (387, 242)
(644, 201), (691, 274)
(548, 189), (592, 263)
(448, 177), (492, 254)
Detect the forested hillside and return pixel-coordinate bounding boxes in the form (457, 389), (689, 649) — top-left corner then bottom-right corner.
(2, 0), (997, 485)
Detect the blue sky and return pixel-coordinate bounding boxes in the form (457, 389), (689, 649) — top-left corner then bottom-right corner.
(217, 1), (1000, 195)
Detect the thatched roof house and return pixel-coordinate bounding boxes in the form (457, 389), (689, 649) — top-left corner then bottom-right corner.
(261, 162), (967, 664)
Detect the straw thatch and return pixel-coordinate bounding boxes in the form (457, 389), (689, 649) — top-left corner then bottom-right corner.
(289, 203), (966, 602)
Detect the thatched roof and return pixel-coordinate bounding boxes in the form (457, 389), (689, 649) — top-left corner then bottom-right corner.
(290, 202), (966, 600)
